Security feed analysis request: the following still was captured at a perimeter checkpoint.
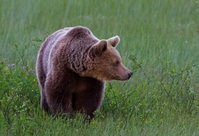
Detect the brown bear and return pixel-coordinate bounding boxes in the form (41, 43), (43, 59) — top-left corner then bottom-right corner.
(36, 26), (132, 118)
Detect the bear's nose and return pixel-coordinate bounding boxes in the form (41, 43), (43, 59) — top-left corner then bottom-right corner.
(128, 71), (133, 79)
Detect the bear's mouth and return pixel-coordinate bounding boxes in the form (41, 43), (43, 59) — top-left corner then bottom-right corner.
(112, 71), (133, 81)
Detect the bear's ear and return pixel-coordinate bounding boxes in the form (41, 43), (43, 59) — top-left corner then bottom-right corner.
(107, 35), (120, 47)
(90, 40), (107, 58)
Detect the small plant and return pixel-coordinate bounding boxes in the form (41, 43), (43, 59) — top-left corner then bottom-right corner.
(158, 63), (197, 114)
(0, 61), (39, 134)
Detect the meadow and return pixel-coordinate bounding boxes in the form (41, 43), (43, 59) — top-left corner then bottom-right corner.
(0, 0), (199, 135)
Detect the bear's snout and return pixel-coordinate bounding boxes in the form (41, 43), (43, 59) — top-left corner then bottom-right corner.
(116, 64), (133, 81)
(127, 71), (133, 79)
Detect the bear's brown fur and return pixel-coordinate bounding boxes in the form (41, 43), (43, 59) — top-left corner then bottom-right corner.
(36, 26), (132, 118)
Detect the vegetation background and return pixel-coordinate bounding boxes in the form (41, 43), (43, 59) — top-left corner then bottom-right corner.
(0, 0), (199, 135)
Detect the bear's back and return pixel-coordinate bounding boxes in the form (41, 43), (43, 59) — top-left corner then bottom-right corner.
(41, 28), (71, 75)
(40, 26), (99, 75)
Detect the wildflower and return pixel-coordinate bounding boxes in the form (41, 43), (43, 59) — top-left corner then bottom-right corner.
(7, 64), (16, 69)
(28, 69), (36, 74)
(22, 65), (28, 71)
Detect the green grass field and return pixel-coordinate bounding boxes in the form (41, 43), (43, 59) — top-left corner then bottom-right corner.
(0, 0), (199, 135)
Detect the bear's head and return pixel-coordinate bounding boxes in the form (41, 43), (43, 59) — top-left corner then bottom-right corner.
(81, 36), (133, 81)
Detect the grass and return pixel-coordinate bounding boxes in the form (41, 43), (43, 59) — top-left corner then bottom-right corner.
(0, 0), (199, 135)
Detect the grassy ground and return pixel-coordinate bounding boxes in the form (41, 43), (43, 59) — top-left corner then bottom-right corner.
(0, 0), (199, 135)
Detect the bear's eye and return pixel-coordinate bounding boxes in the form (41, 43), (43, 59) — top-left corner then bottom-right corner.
(113, 61), (120, 67)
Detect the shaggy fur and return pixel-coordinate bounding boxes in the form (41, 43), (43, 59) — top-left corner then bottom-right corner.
(36, 26), (132, 118)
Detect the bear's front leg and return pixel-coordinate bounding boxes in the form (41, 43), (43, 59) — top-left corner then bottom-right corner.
(44, 74), (73, 115)
(74, 80), (104, 119)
